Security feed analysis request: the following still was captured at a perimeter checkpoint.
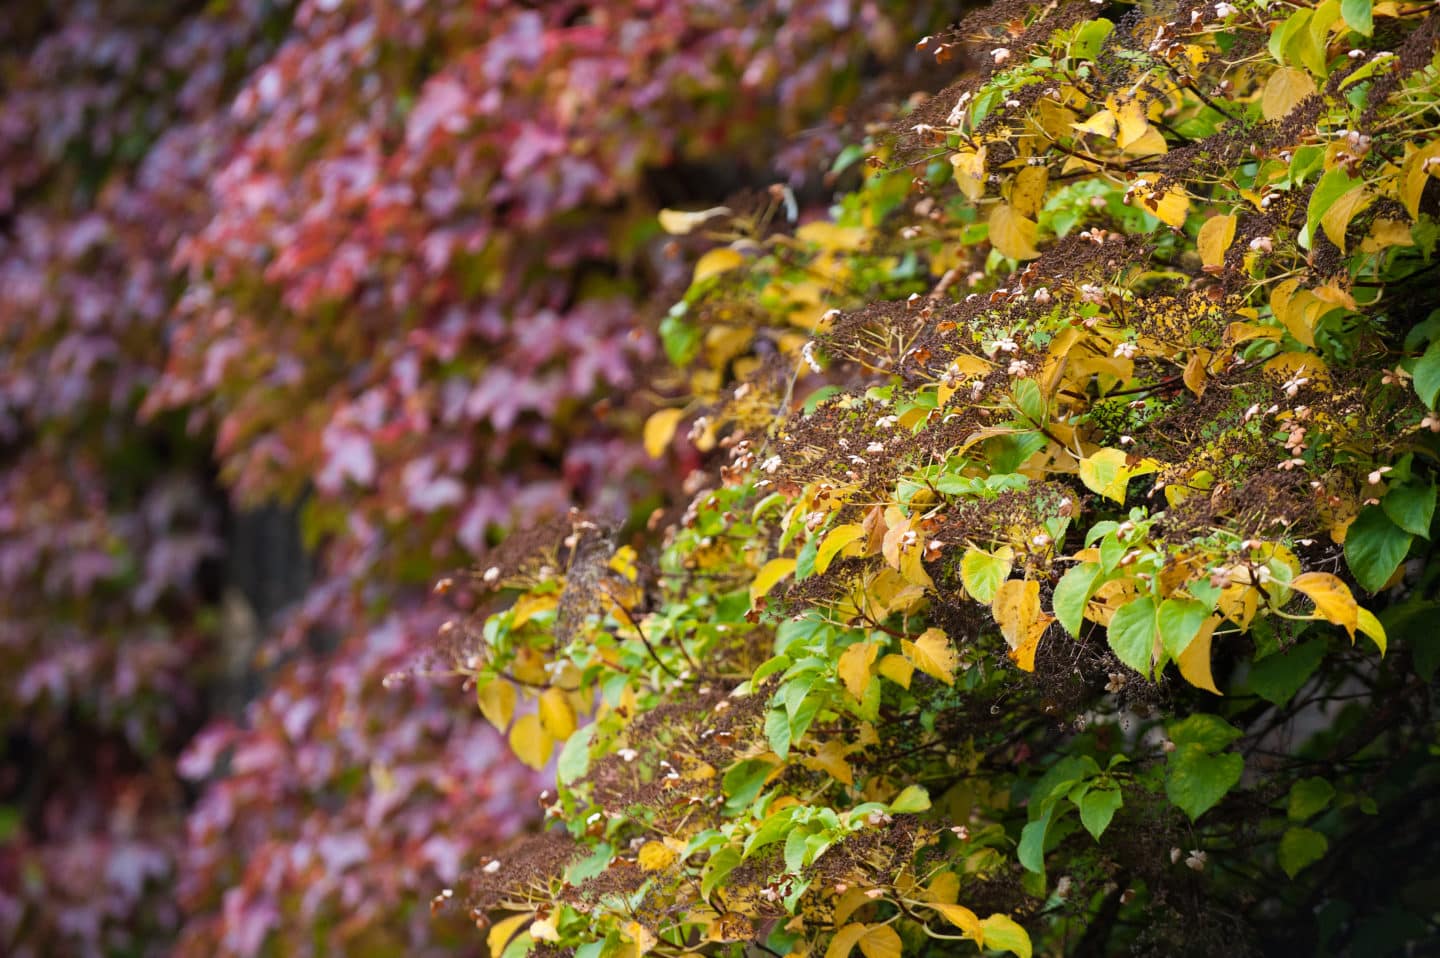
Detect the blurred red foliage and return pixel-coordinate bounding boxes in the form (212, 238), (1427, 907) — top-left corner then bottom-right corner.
(0, 1), (942, 954)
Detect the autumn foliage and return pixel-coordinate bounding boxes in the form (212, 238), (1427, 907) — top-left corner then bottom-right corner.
(0, 1), (946, 955)
(449, 1), (1440, 956)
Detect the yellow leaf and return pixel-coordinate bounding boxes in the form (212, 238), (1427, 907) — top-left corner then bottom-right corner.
(509, 713), (554, 770)
(638, 841), (678, 871)
(1320, 185), (1373, 253)
(877, 653), (914, 689)
(992, 579), (1041, 649)
(658, 206), (730, 235)
(624, 921), (658, 958)
(530, 917), (561, 943)
(643, 408), (684, 459)
(1176, 615), (1222, 694)
(1078, 448), (1158, 503)
(933, 902), (984, 941)
(1261, 67), (1318, 120)
(797, 221), (868, 251)
(1360, 218), (1415, 253)
(1183, 348), (1212, 397)
(538, 687), (578, 740)
(750, 557), (797, 605)
(1009, 613), (1053, 673)
(477, 679), (517, 731)
(924, 871), (961, 905)
(1123, 125), (1169, 157)
(1114, 96), (1151, 150)
(1357, 606), (1387, 655)
(833, 889), (875, 927)
(1402, 141), (1440, 220)
(988, 203), (1041, 260)
(858, 924), (901, 958)
(838, 641), (881, 701)
(1291, 572), (1359, 640)
(1142, 183), (1189, 228)
(693, 248), (744, 283)
(1197, 214), (1237, 269)
(950, 147), (987, 202)
(817, 524), (868, 575)
(1010, 166), (1049, 219)
(902, 627), (959, 685)
(825, 924), (870, 958)
(1073, 109), (1118, 139)
(803, 739), (855, 786)
(488, 913), (532, 958)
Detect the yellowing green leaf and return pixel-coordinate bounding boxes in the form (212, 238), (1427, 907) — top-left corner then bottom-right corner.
(538, 687), (577, 740)
(960, 546), (1014, 603)
(816, 523), (867, 575)
(750, 557), (796, 605)
(797, 221), (868, 251)
(988, 203), (1041, 260)
(509, 713), (554, 770)
(1291, 571), (1359, 640)
(1114, 96), (1150, 150)
(1079, 448), (1158, 503)
(992, 579), (1041, 649)
(1073, 109), (1118, 139)
(1261, 67), (1317, 120)
(477, 678), (517, 731)
(638, 840), (678, 871)
(838, 641), (881, 701)
(1197, 214), (1237, 269)
(980, 914), (1033, 958)
(902, 627), (959, 685)
(693, 247), (745, 283)
(643, 408), (684, 458)
(658, 206), (730, 235)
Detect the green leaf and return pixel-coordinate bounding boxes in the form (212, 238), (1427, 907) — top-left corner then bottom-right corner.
(1077, 785), (1123, 841)
(1414, 338), (1440, 409)
(659, 314), (701, 366)
(795, 532), (821, 582)
(1382, 482), (1435, 539)
(1166, 746), (1244, 820)
(702, 845), (743, 899)
(1248, 640), (1327, 705)
(1018, 802), (1059, 874)
(1306, 168), (1363, 251)
(1053, 563), (1101, 636)
(1340, 0), (1372, 35)
(1158, 598), (1209, 658)
(557, 724), (596, 785)
(1279, 826), (1329, 877)
(1344, 506), (1413, 593)
(1288, 777), (1336, 821)
(723, 759), (774, 813)
(1108, 597), (1158, 677)
(1169, 713), (1243, 752)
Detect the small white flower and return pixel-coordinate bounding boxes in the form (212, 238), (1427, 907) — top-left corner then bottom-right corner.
(1368, 466), (1392, 485)
(1186, 849), (1208, 871)
(618, 748), (639, 762)
(1249, 235), (1273, 253)
(991, 47), (1011, 65)
(1113, 341), (1139, 359)
(483, 566), (500, 584)
(761, 455), (782, 473)
(1215, 2), (1236, 17)
(1008, 358), (1033, 377)
(483, 860), (502, 874)
(1033, 287), (1052, 304)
